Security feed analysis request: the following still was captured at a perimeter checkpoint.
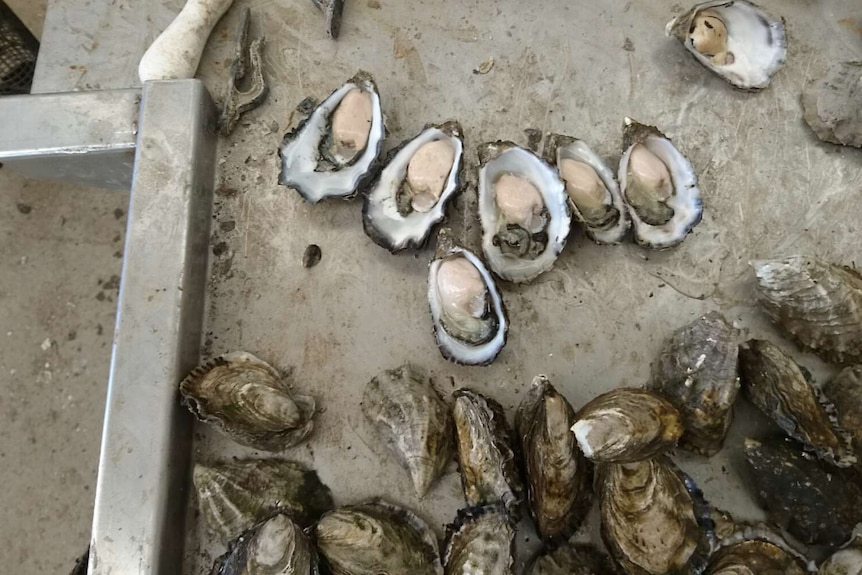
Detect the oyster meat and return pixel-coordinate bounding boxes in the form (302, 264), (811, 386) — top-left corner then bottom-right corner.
(618, 118), (702, 249)
(738, 339), (856, 467)
(527, 543), (614, 575)
(314, 499), (443, 575)
(361, 364), (454, 497)
(194, 459), (333, 541)
(477, 141), (571, 283)
(180, 352), (316, 451)
(428, 228), (508, 366)
(753, 256), (862, 365)
(823, 365), (862, 455)
(648, 312), (740, 455)
(278, 71), (384, 203)
(598, 456), (714, 575)
(443, 506), (515, 575)
(820, 531), (862, 575)
(362, 121), (464, 252)
(704, 522), (811, 575)
(452, 388), (523, 518)
(515, 375), (592, 543)
(570, 388), (683, 463)
(542, 133), (629, 244)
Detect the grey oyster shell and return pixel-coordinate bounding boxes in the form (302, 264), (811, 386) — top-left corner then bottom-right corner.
(180, 352), (316, 451)
(648, 312), (740, 455)
(526, 543), (615, 575)
(704, 522), (811, 575)
(314, 499), (443, 575)
(210, 512), (319, 575)
(361, 364), (454, 497)
(820, 531), (862, 575)
(803, 61), (862, 148)
(570, 388), (683, 463)
(194, 459), (333, 542)
(824, 365), (862, 456)
(753, 256), (862, 365)
(452, 388), (524, 519)
(598, 456), (714, 575)
(738, 339), (856, 467)
(443, 506), (515, 575)
(515, 375), (593, 543)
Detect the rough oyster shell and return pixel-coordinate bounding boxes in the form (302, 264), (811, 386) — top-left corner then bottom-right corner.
(515, 375), (593, 543)
(803, 61), (862, 148)
(194, 459), (333, 542)
(820, 530), (862, 575)
(648, 312), (740, 455)
(314, 499), (443, 575)
(570, 388), (683, 463)
(738, 339), (856, 467)
(361, 364), (454, 497)
(753, 256), (862, 365)
(526, 543), (615, 575)
(443, 505), (515, 575)
(180, 352), (315, 451)
(823, 365), (862, 456)
(704, 522), (811, 575)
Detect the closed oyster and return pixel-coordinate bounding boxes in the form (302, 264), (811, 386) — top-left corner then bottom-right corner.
(278, 71), (384, 203)
(443, 506), (515, 575)
(314, 499), (443, 575)
(362, 121), (464, 252)
(648, 312), (740, 455)
(820, 531), (862, 575)
(180, 352), (316, 451)
(570, 388), (683, 463)
(527, 543), (615, 575)
(194, 459), (333, 542)
(753, 256), (862, 365)
(515, 375), (592, 543)
(823, 366), (862, 455)
(598, 456), (714, 575)
(361, 364), (454, 497)
(704, 522), (811, 575)
(667, 1), (787, 90)
(210, 513), (318, 575)
(738, 339), (856, 467)
(477, 141), (571, 283)
(452, 388), (523, 518)
(618, 118), (702, 249)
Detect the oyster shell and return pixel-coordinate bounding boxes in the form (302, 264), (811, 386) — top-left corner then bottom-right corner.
(452, 388), (524, 518)
(820, 531), (862, 575)
(477, 141), (571, 283)
(362, 121), (464, 252)
(314, 499), (443, 575)
(361, 364), (454, 497)
(618, 118), (702, 249)
(704, 522), (811, 575)
(542, 133), (629, 244)
(443, 505), (515, 575)
(278, 71), (384, 203)
(753, 256), (862, 365)
(526, 543), (615, 575)
(194, 459), (333, 542)
(180, 352), (315, 451)
(515, 375), (593, 543)
(823, 365), (862, 456)
(738, 339), (856, 467)
(428, 228), (508, 366)
(667, 1), (787, 91)
(598, 456), (714, 575)
(570, 388), (683, 463)
(648, 312), (740, 455)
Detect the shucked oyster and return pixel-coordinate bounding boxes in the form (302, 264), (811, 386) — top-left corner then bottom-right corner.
(648, 312), (740, 455)
(820, 530), (862, 575)
(211, 512), (319, 575)
(618, 118), (702, 249)
(570, 388), (683, 463)
(824, 365), (862, 455)
(361, 364), (454, 497)
(314, 499), (443, 575)
(753, 256), (862, 365)
(527, 543), (615, 575)
(443, 506), (515, 575)
(515, 376), (592, 543)
(363, 121), (464, 252)
(278, 71), (384, 203)
(477, 141), (571, 283)
(180, 352), (316, 451)
(667, 1), (787, 91)
(704, 522), (811, 575)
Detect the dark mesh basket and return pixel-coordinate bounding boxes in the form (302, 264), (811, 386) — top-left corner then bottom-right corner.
(0, 1), (38, 95)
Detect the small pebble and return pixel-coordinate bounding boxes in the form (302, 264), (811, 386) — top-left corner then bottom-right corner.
(303, 244), (322, 268)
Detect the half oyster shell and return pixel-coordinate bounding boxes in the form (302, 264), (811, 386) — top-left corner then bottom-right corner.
(477, 141), (571, 283)
(443, 506), (515, 575)
(278, 70), (384, 203)
(704, 522), (811, 575)
(823, 365), (862, 456)
(820, 530), (862, 575)
(180, 352), (316, 451)
(362, 121), (464, 252)
(526, 543), (615, 575)
(361, 364), (454, 497)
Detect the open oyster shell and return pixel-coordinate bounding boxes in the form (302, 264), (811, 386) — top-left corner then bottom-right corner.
(362, 121), (464, 252)
(180, 352), (316, 451)
(443, 505), (515, 575)
(704, 521), (812, 574)
(526, 543), (615, 575)
(820, 530), (862, 575)
(278, 70), (384, 203)
(823, 365), (862, 456)
(361, 364), (454, 497)
(477, 141), (571, 283)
